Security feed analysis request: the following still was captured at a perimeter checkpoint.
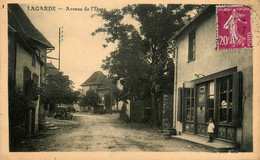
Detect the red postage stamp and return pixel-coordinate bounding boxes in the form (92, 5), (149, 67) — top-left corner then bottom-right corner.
(217, 6), (252, 50)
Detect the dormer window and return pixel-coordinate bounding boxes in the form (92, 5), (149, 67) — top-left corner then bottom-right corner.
(188, 30), (196, 62)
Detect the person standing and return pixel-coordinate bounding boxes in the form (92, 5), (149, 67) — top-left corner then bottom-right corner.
(207, 118), (215, 142)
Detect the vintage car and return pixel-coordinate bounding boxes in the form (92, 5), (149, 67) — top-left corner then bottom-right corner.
(54, 106), (73, 120)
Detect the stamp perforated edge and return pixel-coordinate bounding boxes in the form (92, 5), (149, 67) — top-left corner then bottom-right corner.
(216, 4), (253, 51)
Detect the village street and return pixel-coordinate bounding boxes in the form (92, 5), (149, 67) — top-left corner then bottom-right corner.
(17, 113), (211, 152)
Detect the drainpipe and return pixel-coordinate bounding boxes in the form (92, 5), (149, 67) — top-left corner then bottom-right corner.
(173, 46), (178, 132)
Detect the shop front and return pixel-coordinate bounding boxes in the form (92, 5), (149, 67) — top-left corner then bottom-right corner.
(180, 68), (242, 143)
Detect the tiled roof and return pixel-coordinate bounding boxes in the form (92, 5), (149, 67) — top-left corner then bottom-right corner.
(81, 71), (114, 91)
(81, 71), (106, 86)
(97, 78), (113, 91)
(45, 63), (59, 75)
(8, 4), (54, 48)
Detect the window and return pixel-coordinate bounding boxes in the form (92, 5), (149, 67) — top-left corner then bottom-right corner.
(218, 75), (233, 124)
(182, 88), (195, 133)
(206, 81), (215, 122)
(188, 30), (196, 61)
(185, 88), (195, 122)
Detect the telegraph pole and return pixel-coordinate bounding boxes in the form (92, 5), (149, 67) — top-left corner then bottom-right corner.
(46, 26), (63, 70)
(58, 26), (63, 70)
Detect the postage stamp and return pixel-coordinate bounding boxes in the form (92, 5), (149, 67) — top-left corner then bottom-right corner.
(217, 6), (252, 50)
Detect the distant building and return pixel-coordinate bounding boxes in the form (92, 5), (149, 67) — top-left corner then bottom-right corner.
(170, 5), (253, 151)
(8, 4), (54, 135)
(81, 71), (119, 110)
(81, 71), (112, 96)
(45, 62), (59, 76)
(44, 62), (59, 115)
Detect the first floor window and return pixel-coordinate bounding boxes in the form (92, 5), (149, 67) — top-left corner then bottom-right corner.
(188, 30), (196, 61)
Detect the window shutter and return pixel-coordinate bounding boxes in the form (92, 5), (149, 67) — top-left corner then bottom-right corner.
(188, 34), (192, 60)
(232, 72), (242, 126)
(177, 88), (182, 121)
(182, 87), (188, 122)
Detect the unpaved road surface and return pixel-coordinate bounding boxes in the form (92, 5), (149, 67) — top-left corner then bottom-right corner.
(16, 113), (211, 152)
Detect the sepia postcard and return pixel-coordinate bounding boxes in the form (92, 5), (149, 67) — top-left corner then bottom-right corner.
(0, 0), (260, 159)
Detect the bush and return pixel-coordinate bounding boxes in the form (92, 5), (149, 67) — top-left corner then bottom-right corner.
(8, 80), (28, 150)
(93, 105), (106, 114)
(79, 90), (102, 114)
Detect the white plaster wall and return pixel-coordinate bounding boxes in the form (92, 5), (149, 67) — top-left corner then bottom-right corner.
(16, 43), (45, 132)
(82, 86), (90, 94)
(126, 100), (130, 117)
(112, 101), (123, 111)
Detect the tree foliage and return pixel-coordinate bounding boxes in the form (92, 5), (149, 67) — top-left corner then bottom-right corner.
(79, 90), (101, 108)
(41, 72), (79, 105)
(92, 4), (204, 100)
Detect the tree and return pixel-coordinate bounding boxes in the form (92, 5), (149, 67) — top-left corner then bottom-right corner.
(79, 90), (101, 111)
(41, 71), (79, 106)
(112, 86), (122, 112)
(92, 4), (204, 125)
(92, 8), (151, 101)
(104, 92), (112, 112)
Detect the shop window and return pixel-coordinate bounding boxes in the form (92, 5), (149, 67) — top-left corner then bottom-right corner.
(218, 75), (233, 124)
(184, 88), (195, 122)
(188, 30), (196, 62)
(206, 81), (215, 122)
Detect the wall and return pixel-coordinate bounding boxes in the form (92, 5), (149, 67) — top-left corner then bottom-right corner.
(82, 86), (90, 94)
(126, 100), (130, 118)
(16, 43), (45, 133)
(130, 100), (145, 122)
(112, 101), (123, 111)
(174, 13), (253, 151)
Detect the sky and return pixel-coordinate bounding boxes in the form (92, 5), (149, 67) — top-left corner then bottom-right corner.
(20, 3), (130, 90)
(19, 3), (200, 91)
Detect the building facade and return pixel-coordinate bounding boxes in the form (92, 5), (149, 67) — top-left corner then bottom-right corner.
(81, 71), (120, 111)
(171, 6), (253, 151)
(8, 4), (54, 135)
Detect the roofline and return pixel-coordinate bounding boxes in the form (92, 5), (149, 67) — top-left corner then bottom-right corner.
(81, 83), (101, 87)
(80, 71), (106, 86)
(29, 36), (55, 49)
(168, 5), (215, 42)
(96, 87), (111, 91)
(9, 4), (54, 49)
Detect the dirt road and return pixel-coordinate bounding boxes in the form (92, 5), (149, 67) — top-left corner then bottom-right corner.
(18, 113), (211, 152)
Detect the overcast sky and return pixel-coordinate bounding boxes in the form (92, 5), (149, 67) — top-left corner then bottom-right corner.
(20, 3), (131, 90)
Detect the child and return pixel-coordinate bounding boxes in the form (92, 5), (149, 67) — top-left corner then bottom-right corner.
(207, 118), (215, 142)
